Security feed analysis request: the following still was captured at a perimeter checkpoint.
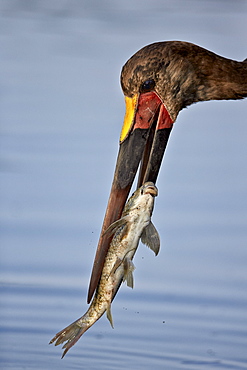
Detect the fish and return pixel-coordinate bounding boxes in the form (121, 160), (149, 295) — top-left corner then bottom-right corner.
(49, 181), (160, 358)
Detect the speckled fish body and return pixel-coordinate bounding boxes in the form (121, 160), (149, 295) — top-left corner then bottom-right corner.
(50, 181), (160, 357)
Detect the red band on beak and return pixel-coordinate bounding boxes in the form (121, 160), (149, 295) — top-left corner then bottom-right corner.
(157, 104), (173, 129)
(133, 92), (162, 130)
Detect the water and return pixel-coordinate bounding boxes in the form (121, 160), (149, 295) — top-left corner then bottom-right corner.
(1, 1), (247, 369)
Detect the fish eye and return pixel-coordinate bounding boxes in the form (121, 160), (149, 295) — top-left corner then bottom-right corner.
(140, 79), (155, 93)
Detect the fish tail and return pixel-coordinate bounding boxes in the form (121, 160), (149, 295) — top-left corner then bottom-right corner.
(49, 317), (90, 358)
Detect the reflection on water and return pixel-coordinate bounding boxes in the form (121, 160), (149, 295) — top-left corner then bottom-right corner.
(1, 278), (247, 369)
(1, 1), (247, 369)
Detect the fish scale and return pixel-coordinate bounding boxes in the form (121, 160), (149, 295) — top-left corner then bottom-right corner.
(50, 181), (160, 358)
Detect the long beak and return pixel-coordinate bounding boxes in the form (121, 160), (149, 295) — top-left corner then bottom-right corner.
(87, 91), (173, 303)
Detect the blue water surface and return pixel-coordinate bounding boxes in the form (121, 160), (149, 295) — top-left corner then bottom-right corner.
(1, 1), (247, 369)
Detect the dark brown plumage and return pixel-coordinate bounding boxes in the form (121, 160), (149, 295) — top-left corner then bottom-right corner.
(121, 41), (247, 121)
(88, 41), (247, 304)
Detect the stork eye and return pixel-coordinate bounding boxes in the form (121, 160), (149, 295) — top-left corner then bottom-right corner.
(140, 79), (155, 93)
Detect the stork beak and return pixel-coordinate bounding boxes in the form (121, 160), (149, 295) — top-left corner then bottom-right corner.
(87, 91), (173, 303)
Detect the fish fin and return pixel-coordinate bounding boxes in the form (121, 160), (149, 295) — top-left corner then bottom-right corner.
(103, 216), (129, 237)
(123, 258), (135, 288)
(141, 222), (160, 256)
(49, 318), (89, 358)
(106, 304), (114, 328)
(109, 257), (122, 276)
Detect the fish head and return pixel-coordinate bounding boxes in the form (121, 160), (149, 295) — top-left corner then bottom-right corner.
(140, 181), (158, 197)
(123, 181), (158, 215)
